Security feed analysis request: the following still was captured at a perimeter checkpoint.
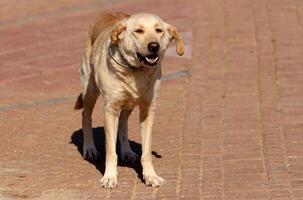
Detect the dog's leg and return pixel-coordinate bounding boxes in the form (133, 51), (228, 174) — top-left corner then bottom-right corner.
(139, 101), (165, 187)
(118, 109), (138, 163)
(100, 104), (120, 189)
(82, 79), (99, 160)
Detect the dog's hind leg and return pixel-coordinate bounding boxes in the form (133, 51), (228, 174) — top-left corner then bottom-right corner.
(79, 26), (101, 160)
(82, 75), (100, 160)
(118, 108), (138, 163)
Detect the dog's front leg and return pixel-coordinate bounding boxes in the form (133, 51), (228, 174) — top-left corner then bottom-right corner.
(100, 103), (121, 189)
(140, 101), (166, 187)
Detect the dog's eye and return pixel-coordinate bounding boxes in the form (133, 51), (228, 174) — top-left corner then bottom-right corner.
(155, 28), (163, 33)
(134, 29), (144, 34)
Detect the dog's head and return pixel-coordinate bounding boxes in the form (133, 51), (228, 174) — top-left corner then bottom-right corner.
(111, 13), (184, 68)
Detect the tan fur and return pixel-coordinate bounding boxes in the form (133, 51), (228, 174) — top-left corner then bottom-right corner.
(111, 24), (127, 44)
(168, 26), (185, 56)
(75, 12), (184, 189)
(91, 12), (130, 45)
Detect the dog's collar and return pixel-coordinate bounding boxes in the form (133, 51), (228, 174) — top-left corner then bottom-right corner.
(109, 46), (133, 70)
(109, 46), (151, 72)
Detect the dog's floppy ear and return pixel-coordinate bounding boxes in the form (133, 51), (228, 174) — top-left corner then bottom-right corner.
(167, 25), (184, 56)
(111, 23), (126, 44)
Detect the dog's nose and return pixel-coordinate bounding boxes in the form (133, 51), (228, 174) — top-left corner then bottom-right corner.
(148, 42), (160, 52)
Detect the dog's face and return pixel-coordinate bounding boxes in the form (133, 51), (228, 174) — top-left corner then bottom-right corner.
(111, 13), (184, 68)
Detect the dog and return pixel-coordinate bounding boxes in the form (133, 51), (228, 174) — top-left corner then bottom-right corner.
(74, 12), (184, 188)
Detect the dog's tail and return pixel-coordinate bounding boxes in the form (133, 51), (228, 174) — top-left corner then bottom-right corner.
(74, 93), (84, 110)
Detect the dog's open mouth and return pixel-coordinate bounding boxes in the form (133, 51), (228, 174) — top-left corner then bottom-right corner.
(137, 53), (159, 66)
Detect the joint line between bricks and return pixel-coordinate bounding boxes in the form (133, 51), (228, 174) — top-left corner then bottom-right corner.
(222, 0), (229, 198)
(264, 0), (293, 197)
(252, 0), (270, 193)
(221, 0), (227, 199)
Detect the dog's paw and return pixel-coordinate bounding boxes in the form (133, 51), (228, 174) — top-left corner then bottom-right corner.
(83, 145), (99, 160)
(144, 174), (166, 187)
(100, 175), (118, 189)
(121, 149), (138, 163)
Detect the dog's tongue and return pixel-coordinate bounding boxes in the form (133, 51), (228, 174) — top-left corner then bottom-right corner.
(145, 56), (158, 64)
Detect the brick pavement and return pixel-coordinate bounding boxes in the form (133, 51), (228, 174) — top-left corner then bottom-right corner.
(0, 0), (303, 199)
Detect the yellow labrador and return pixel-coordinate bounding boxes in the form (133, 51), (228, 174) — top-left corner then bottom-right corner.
(74, 12), (184, 188)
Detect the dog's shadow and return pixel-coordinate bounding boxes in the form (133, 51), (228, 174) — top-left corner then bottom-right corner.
(70, 127), (162, 182)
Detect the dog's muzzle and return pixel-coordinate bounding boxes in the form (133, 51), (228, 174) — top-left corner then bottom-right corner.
(136, 53), (159, 66)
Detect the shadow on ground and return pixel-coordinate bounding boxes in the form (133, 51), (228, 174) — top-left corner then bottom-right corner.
(70, 127), (162, 182)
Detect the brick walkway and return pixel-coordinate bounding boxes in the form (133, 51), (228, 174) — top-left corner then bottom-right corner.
(0, 0), (303, 199)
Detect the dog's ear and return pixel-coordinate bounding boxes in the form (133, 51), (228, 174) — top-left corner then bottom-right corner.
(167, 25), (184, 56)
(111, 23), (127, 44)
